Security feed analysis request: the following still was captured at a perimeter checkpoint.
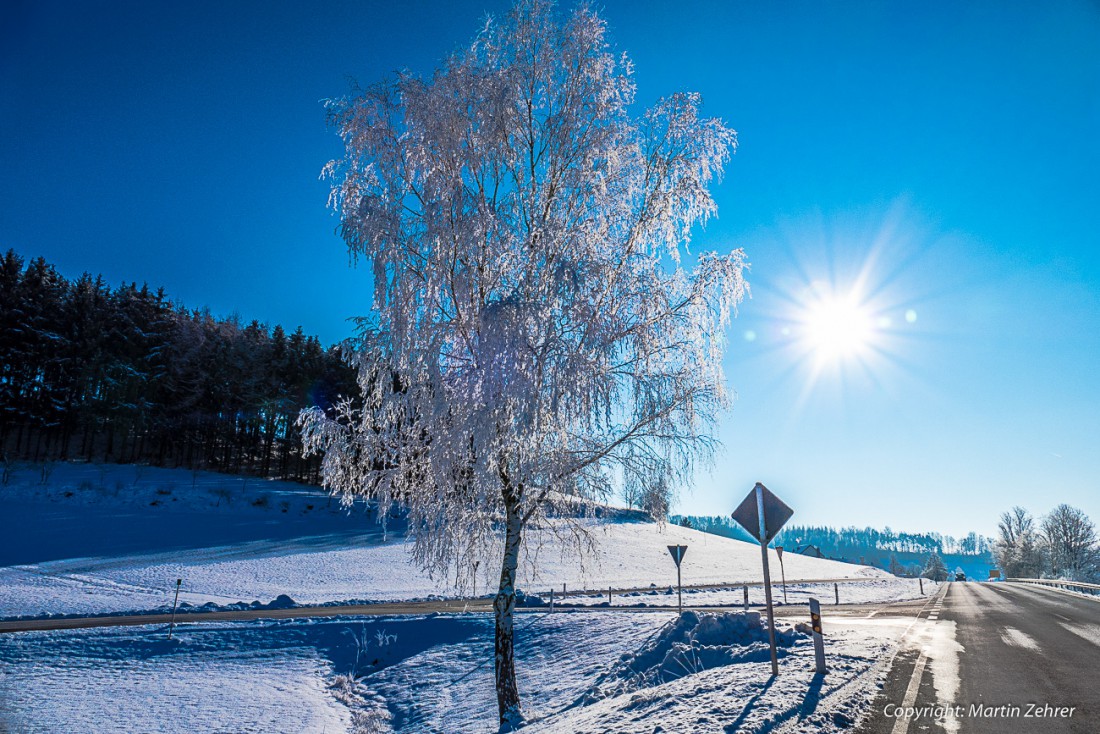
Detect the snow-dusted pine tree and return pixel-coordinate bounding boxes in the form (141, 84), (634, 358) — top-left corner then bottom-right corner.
(923, 552), (949, 582)
(299, 0), (745, 727)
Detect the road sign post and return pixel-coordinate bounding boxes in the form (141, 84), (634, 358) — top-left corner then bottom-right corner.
(731, 482), (794, 678)
(756, 487), (779, 676)
(168, 578), (182, 640)
(667, 545), (688, 615)
(809, 597), (826, 674)
(776, 546), (787, 604)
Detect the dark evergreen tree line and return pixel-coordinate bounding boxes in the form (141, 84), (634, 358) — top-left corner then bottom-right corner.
(0, 250), (356, 482)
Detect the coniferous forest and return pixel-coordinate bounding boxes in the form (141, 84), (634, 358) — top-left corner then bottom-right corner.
(0, 250), (356, 482)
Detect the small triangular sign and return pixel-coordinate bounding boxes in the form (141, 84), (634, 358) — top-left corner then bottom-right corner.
(667, 545), (687, 567)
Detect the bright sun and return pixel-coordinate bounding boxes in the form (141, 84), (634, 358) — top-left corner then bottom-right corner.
(803, 293), (875, 360)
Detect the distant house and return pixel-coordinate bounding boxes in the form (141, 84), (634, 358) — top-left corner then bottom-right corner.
(794, 544), (826, 559)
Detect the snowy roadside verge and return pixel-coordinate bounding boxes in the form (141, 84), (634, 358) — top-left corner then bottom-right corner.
(0, 608), (916, 734)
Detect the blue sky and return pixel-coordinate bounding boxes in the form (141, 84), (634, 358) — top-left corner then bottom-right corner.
(2, 0), (1098, 538)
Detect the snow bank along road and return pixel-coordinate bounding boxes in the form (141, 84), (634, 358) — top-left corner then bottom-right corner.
(855, 582), (1100, 734)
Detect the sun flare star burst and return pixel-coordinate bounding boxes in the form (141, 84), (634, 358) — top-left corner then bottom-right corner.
(803, 294), (875, 360)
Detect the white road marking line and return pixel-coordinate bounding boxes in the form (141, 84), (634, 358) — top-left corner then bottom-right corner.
(999, 626), (1040, 651)
(890, 651), (928, 734)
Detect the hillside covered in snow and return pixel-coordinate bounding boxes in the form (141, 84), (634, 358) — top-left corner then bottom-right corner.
(1, 463), (894, 619)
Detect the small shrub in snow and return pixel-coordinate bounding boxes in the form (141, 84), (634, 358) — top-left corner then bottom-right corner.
(329, 675), (392, 734)
(251, 494), (270, 509)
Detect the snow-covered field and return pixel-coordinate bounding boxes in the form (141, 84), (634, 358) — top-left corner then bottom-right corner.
(0, 463), (894, 619)
(0, 609), (917, 734)
(0, 463), (926, 733)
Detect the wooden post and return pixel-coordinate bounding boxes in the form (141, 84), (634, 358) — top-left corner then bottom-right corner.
(549, 588), (554, 612)
(834, 582), (839, 605)
(608, 586), (612, 604)
(743, 584), (749, 612)
(919, 577), (924, 595)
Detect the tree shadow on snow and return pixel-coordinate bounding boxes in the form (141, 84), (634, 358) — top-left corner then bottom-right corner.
(723, 676), (776, 733)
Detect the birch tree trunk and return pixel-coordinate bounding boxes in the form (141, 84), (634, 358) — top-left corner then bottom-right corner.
(493, 482), (524, 729)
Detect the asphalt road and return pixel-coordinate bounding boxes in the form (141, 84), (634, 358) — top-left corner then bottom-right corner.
(856, 582), (1100, 734)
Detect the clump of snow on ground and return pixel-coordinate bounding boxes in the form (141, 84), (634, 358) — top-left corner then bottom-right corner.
(583, 610), (803, 701)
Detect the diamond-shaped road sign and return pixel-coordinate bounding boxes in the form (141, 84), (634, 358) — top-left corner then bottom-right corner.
(731, 482), (793, 678)
(730, 482), (793, 545)
(667, 545), (688, 567)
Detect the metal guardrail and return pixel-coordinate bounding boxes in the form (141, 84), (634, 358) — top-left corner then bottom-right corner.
(1007, 577), (1100, 595)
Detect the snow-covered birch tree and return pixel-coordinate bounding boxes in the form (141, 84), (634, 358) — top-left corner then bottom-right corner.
(299, 0), (746, 727)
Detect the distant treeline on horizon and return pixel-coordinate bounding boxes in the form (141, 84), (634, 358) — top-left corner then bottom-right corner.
(0, 250), (357, 482)
(673, 514), (995, 577)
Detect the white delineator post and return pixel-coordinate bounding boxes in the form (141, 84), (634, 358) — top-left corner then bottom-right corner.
(757, 484), (779, 677)
(809, 597), (826, 674)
